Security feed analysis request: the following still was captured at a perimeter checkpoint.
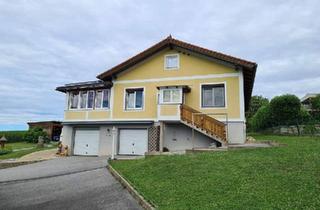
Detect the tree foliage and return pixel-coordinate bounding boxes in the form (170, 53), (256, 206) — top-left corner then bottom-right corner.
(24, 127), (48, 143)
(246, 95), (269, 119)
(248, 104), (272, 131)
(310, 95), (320, 110)
(269, 94), (302, 126)
(249, 94), (311, 132)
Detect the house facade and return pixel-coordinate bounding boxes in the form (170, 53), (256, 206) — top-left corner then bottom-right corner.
(56, 36), (257, 156)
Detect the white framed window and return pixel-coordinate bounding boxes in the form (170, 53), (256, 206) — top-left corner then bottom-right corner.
(125, 88), (144, 110)
(79, 91), (88, 109)
(102, 89), (110, 108)
(95, 89), (110, 109)
(201, 84), (226, 108)
(69, 92), (79, 109)
(164, 54), (179, 70)
(160, 87), (182, 104)
(87, 91), (95, 109)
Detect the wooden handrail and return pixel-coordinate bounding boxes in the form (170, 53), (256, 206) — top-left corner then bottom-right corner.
(180, 104), (226, 142)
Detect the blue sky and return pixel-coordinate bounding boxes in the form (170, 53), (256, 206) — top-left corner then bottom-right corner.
(0, 0), (319, 131)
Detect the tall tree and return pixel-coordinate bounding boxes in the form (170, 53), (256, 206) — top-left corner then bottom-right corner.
(269, 94), (307, 135)
(246, 95), (269, 119)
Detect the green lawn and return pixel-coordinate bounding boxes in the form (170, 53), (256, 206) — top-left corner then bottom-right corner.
(0, 142), (57, 160)
(110, 135), (320, 210)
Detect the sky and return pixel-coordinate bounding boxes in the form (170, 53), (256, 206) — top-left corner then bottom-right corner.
(0, 0), (319, 130)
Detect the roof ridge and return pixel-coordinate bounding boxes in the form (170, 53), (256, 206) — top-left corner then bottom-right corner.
(170, 37), (256, 66)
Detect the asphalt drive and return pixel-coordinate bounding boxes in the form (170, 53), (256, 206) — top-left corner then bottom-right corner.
(0, 157), (141, 210)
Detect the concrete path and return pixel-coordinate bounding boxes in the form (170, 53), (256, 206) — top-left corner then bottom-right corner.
(0, 156), (141, 210)
(18, 148), (58, 162)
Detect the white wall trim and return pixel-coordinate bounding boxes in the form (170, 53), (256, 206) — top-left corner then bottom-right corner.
(63, 118), (157, 122)
(114, 73), (240, 84)
(239, 70), (245, 122)
(63, 117), (244, 123)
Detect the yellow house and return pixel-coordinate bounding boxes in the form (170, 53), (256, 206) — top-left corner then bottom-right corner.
(56, 36), (257, 156)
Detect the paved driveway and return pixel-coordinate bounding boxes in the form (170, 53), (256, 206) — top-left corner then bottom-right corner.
(0, 157), (141, 210)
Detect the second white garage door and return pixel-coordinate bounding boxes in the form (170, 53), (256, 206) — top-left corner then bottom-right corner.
(74, 129), (99, 156)
(119, 129), (148, 155)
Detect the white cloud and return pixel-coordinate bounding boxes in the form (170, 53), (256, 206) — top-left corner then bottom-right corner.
(0, 0), (319, 129)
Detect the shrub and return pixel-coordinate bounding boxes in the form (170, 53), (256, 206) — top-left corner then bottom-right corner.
(303, 123), (319, 136)
(246, 95), (269, 119)
(269, 94), (302, 126)
(249, 104), (272, 131)
(0, 131), (27, 142)
(23, 127), (49, 143)
(0, 146), (13, 155)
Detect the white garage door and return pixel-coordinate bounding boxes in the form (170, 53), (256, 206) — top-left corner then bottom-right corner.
(74, 129), (99, 156)
(119, 129), (148, 155)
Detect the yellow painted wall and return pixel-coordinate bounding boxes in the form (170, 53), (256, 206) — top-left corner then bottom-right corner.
(64, 48), (241, 121)
(64, 111), (86, 120)
(117, 49), (236, 80)
(160, 105), (179, 116)
(64, 110), (110, 121)
(112, 77), (240, 119)
(88, 110), (110, 119)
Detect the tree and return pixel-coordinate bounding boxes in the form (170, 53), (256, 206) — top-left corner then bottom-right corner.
(248, 104), (272, 131)
(310, 95), (320, 121)
(24, 127), (48, 143)
(269, 94), (308, 135)
(246, 95), (269, 119)
(310, 95), (320, 110)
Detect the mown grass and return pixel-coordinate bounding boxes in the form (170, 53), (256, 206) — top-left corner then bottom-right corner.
(110, 135), (320, 210)
(0, 142), (56, 160)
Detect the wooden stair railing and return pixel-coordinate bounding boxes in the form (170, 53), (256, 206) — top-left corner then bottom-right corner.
(180, 104), (227, 143)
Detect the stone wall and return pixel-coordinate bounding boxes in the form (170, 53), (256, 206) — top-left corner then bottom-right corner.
(266, 124), (320, 135)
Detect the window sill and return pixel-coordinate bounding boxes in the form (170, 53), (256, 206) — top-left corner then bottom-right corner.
(159, 102), (182, 105)
(164, 68), (179, 71)
(200, 106), (227, 109)
(65, 108), (110, 111)
(124, 108), (144, 112)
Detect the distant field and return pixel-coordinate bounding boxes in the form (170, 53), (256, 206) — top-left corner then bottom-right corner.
(0, 130), (27, 142)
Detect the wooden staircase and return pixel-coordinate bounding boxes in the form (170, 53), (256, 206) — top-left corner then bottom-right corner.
(180, 104), (227, 146)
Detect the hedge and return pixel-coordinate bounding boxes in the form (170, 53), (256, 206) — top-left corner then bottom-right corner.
(0, 130), (28, 142)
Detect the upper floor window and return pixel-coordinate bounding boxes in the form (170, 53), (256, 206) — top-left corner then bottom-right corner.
(201, 84), (225, 108)
(125, 88), (144, 110)
(160, 87), (182, 104)
(68, 89), (110, 110)
(87, 91), (95, 109)
(80, 91), (88, 109)
(164, 54), (179, 70)
(95, 89), (110, 109)
(69, 92), (79, 109)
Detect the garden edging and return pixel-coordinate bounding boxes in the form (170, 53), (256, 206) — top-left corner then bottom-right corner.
(107, 164), (156, 210)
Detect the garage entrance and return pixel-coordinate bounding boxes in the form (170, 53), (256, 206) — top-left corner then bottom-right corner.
(118, 129), (148, 155)
(74, 129), (99, 156)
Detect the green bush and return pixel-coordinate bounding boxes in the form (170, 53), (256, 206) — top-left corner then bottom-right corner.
(0, 131), (27, 142)
(246, 95), (269, 119)
(303, 124), (319, 136)
(270, 94), (302, 126)
(249, 104), (272, 131)
(0, 146), (13, 155)
(23, 127), (49, 143)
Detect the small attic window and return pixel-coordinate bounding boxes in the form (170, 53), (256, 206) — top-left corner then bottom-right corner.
(164, 54), (179, 70)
